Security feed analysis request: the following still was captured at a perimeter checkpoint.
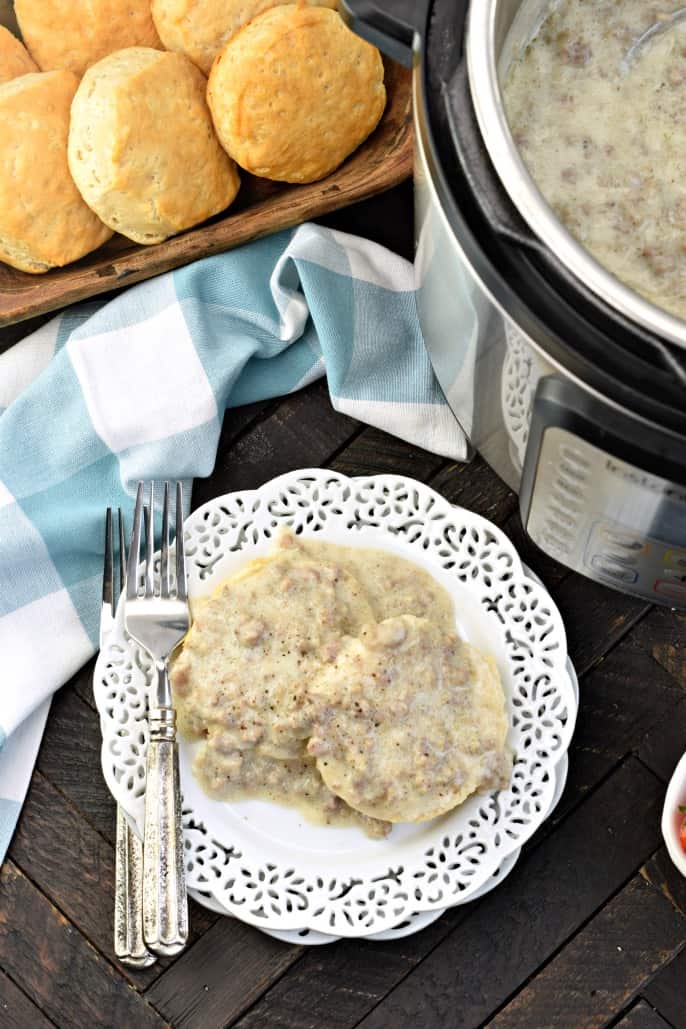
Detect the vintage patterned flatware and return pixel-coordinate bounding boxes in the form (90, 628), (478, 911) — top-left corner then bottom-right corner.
(102, 507), (156, 969)
(124, 482), (190, 957)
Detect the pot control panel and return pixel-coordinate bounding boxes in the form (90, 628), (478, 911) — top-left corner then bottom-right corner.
(525, 426), (686, 607)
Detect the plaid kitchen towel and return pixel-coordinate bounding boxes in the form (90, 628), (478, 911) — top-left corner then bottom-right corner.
(0, 223), (468, 863)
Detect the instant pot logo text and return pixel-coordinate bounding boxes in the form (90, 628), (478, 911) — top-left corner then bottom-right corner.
(605, 460), (686, 503)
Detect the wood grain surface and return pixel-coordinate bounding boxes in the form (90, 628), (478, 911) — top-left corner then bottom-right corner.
(1, 182), (685, 1029)
(0, 55), (411, 327)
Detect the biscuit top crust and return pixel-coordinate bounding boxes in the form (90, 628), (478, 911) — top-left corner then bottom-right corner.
(152, 0), (338, 76)
(0, 71), (112, 272)
(68, 47), (240, 244)
(14, 0), (163, 76)
(207, 5), (386, 183)
(0, 25), (38, 84)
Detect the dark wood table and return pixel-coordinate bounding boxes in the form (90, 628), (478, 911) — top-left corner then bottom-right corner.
(1, 183), (685, 1029)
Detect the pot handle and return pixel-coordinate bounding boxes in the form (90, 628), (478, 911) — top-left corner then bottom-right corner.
(338, 1), (427, 67)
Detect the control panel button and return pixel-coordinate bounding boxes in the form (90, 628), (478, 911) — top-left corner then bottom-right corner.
(558, 461), (588, 484)
(601, 529), (645, 552)
(548, 505), (577, 531)
(553, 475), (584, 501)
(560, 445), (591, 468)
(551, 492), (584, 515)
(654, 579), (686, 602)
(590, 555), (639, 584)
(541, 532), (572, 556)
(664, 550), (686, 569)
(603, 551), (639, 568)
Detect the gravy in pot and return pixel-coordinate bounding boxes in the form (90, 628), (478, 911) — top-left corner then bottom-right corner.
(503, 1), (686, 322)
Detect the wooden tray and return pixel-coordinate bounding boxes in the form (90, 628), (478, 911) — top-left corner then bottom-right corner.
(0, 58), (411, 327)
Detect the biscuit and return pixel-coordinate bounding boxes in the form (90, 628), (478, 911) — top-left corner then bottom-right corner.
(14, 0), (162, 77)
(207, 5), (386, 183)
(151, 0), (338, 76)
(68, 48), (241, 245)
(0, 25), (38, 84)
(308, 616), (511, 823)
(0, 72), (113, 274)
(171, 547), (375, 757)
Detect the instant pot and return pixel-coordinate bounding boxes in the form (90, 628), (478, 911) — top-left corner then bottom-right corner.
(342, 0), (686, 608)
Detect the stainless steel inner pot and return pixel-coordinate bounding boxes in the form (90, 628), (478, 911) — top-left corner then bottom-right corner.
(466, 0), (686, 351)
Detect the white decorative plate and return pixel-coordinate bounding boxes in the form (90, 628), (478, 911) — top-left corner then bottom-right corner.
(187, 887), (454, 946)
(95, 470), (577, 938)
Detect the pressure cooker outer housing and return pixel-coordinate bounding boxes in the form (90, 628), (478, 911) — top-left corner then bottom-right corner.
(341, 0), (686, 607)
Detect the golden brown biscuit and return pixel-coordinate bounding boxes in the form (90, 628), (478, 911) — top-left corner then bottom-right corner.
(0, 25), (38, 84)
(308, 616), (511, 823)
(14, 0), (162, 76)
(151, 0), (338, 76)
(207, 5), (386, 183)
(68, 48), (241, 245)
(0, 71), (112, 274)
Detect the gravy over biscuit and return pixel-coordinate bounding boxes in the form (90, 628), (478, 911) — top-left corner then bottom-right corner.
(171, 530), (511, 837)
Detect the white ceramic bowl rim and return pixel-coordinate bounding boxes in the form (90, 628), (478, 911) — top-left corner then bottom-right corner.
(662, 751), (686, 877)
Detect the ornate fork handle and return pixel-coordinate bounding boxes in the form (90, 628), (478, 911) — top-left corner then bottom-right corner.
(142, 665), (188, 956)
(114, 807), (157, 967)
(103, 506), (156, 968)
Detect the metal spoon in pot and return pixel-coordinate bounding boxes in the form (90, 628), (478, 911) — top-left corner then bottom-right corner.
(621, 7), (686, 72)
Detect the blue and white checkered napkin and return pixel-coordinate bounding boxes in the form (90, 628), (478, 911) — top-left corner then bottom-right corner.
(0, 223), (467, 862)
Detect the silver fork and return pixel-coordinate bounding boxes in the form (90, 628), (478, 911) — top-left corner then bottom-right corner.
(102, 509), (156, 969)
(125, 481), (190, 957)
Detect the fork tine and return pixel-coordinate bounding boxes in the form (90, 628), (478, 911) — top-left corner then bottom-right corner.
(144, 482), (154, 598)
(126, 482), (144, 600)
(175, 482), (187, 602)
(160, 482), (170, 599)
(103, 507), (114, 616)
(117, 508), (126, 599)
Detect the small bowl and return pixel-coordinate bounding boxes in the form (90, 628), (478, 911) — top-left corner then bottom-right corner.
(661, 751), (686, 877)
